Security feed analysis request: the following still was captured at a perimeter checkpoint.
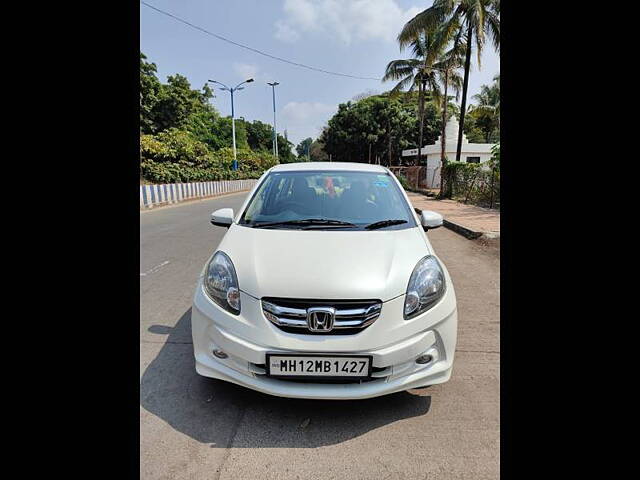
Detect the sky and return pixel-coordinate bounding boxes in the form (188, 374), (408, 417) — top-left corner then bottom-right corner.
(140, 0), (499, 149)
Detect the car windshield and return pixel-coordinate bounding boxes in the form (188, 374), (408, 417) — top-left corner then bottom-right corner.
(239, 170), (416, 230)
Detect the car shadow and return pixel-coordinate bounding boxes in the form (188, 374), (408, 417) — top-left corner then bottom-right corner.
(141, 309), (432, 448)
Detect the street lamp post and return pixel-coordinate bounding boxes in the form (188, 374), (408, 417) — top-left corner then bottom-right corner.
(267, 81), (280, 159)
(208, 78), (254, 170)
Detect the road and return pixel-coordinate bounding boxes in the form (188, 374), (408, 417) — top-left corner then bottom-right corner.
(140, 192), (500, 480)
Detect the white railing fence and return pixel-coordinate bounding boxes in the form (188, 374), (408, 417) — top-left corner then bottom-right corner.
(140, 179), (257, 209)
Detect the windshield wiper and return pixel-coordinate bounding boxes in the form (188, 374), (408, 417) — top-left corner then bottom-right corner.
(364, 219), (408, 230)
(250, 218), (357, 229)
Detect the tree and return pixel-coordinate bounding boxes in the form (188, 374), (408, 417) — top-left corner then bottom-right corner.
(321, 93), (433, 165)
(140, 53), (162, 134)
(296, 138), (313, 159)
(398, 0), (500, 168)
(461, 113), (485, 143)
(466, 106), (498, 143)
(139, 52), (285, 182)
(185, 107), (220, 147)
(276, 134), (296, 163)
(428, 22), (465, 173)
(470, 73), (500, 139)
(309, 137), (329, 162)
(383, 32), (445, 167)
(460, 74), (500, 143)
(472, 75), (500, 113)
(151, 74), (202, 132)
(352, 90), (379, 102)
(245, 120), (275, 152)
(207, 116), (248, 151)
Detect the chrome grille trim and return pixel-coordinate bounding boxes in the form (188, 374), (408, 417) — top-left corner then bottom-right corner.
(262, 302), (307, 318)
(262, 298), (382, 333)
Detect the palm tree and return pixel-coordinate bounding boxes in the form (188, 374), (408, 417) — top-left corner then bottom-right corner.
(472, 75), (499, 112)
(398, 0), (500, 168)
(470, 74), (500, 140)
(383, 32), (445, 167)
(430, 23), (465, 172)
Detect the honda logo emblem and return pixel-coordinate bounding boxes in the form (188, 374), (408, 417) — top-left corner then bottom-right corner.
(307, 306), (336, 332)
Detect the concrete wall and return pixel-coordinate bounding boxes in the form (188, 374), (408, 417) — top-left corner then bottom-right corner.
(423, 145), (494, 189)
(140, 179), (257, 209)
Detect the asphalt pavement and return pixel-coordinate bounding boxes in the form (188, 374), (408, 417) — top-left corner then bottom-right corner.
(140, 192), (500, 480)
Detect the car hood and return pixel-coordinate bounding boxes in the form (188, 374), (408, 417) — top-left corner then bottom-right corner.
(216, 224), (431, 302)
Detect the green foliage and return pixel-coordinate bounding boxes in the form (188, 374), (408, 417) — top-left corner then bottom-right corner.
(397, 174), (412, 190)
(309, 138), (329, 162)
(139, 52), (280, 183)
(398, 1), (500, 174)
(140, 53), (162, 134)
(489, 143), (500, 171)
(184, 108), (220, 146)
(276, 135), (296, 163)
(296, 138), (313, 159)
(461, 114), (485, 143)
(467, 107), (499, 143)
(442, 161), (499, 208)
(240, 119), (295, 162)
(321, 92), (440, 165)
(461, 74), (500, 144)
(140, 129), (277, 183)
(245, 120), (274, 152)
(466, 75), (500, 142)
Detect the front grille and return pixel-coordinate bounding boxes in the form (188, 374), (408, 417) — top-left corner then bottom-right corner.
(261, 297), (382, 335)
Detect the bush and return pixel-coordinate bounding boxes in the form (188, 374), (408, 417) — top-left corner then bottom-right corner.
(140, 129), (278, 183)
(442, 161), (500, 209)
(397, 174), (412, 191)
(489, 143), (500, 171)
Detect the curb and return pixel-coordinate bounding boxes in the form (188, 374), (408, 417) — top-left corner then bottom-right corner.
(442, 219), (483, 240)
(407, 188), (437, 197)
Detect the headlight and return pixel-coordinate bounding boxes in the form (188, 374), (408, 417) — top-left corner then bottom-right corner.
(404, 255), (445, 319)
(203, 251), (240, 315)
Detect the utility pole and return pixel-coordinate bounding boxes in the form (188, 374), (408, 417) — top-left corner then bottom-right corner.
(230, 88), (236, 165)
(267, 81), (280, 159)
(208, 78), (254, 170)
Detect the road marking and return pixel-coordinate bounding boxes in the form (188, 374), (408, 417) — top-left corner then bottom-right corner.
(140, 260), (170, 277)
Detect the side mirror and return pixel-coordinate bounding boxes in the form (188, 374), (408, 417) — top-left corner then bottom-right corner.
(420, 210), (443, 230)
(211, 208), (234, 228)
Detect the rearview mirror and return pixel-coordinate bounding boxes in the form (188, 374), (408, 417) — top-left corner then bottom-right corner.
(211, 208), (234, 228)
(420, 210), (443, 230)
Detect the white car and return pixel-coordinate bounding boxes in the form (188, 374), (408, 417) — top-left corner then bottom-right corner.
(192, 162), (457, 399)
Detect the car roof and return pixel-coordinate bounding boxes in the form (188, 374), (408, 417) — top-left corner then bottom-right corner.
(269, 162), (389, 173)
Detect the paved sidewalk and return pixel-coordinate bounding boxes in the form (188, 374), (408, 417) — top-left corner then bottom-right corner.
(407, 192), (500, 237)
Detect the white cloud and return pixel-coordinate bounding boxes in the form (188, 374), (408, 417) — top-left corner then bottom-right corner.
(281, 101), (337, 145)
(232, 62), (259, 81)
(275, 0), (423, 45)
(275, 20), (300, 43)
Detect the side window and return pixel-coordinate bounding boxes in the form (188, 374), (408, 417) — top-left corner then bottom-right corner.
(466, 156), (480, 164)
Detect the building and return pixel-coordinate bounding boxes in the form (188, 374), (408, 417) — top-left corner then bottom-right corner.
(401, 116), (496, 188)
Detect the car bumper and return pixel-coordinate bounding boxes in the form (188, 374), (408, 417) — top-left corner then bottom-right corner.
(191, 282), (457, 400)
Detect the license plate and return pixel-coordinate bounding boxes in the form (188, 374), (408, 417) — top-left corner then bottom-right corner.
(266, 354), (372, 378)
